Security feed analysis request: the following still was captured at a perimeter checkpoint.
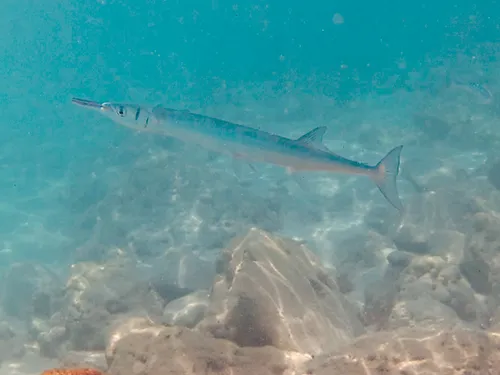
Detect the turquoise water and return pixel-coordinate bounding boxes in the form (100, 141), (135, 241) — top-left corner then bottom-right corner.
(1, 0), (500, 373)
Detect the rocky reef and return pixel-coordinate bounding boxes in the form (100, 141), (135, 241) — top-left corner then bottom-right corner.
(3, 208), (500, 374)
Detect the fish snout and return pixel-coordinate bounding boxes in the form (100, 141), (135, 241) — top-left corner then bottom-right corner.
(71, 98), (112, 113)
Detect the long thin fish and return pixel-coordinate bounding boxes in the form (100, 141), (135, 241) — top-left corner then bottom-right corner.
(72, 98), (404, 211)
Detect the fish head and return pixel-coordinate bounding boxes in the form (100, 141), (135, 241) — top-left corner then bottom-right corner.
(72, 98), (154, 129)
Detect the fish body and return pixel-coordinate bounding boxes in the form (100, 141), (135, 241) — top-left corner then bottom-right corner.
(71, 98), (404, 211)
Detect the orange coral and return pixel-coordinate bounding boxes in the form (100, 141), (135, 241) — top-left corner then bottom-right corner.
(40, 369), (104, 375)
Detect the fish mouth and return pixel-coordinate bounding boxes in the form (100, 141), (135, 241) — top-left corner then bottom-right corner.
(71, 98), (110, 111)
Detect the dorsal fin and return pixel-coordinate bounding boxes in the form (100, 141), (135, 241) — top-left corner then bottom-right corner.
(296, 126), (330, 152)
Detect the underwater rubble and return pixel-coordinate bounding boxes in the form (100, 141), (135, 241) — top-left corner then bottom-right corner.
(3, 191), (500, 375)
(4, 156), (500, 374)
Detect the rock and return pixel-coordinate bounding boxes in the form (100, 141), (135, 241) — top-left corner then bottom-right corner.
(107, 325), (307, 375)
(67, 147), (285, 269)
(460, 212), (500, 295)
(428, 229), (465, 263)
(0, 319), (28, 363)
(364, 205), (400, 236)
(389, 294), (460, 329)
(105, 317), (157, 366)
(62, 255), (165, 351)
(335, 272), (354, 294)
(386, 250), (414, 269)
(406, 255), (447, 279)
(60, 350), (107, 371)
(197, 228), (364, 356)
(385, 255), (490, 329)
(362, 267), (401, 329)
(0, 263), (63, 321)
(335, 230), (393, 270)
(333, 231), (394, 303)
(460, 253), (492, 295)
(0, 321), (15, 340)
(146, 251), (216, 294)
(384, 183), (485, 240)
(392, 223), (430, 254)
(163, 290), (209, 328)
(29, 317), (51, 339)
(176, 254), (216, 291)
(38, 325), (67, 357)
(303, 326), (500, 375)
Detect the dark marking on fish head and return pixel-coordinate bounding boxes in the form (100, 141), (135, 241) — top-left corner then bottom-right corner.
(117, 105), (125, 116)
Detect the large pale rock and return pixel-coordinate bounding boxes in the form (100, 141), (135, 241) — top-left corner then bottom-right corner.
(303, 326), (500, 375)
(197, 228), (364, 356)
(105, 317), (157, 365)
(106, 325), (306, 375)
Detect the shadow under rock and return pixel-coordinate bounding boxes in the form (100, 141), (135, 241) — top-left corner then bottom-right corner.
(148, 278), (195, 302)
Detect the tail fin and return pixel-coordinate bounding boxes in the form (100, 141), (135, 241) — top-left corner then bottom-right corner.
(372, 145), (404, 212)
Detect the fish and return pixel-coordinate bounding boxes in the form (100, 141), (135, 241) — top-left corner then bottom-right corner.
(40, 368), (104, 375)
(444, 74), (494, 104)
(71, 98), (404, 211)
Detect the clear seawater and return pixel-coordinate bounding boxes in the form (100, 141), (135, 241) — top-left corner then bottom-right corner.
(1, 0), (500, 373)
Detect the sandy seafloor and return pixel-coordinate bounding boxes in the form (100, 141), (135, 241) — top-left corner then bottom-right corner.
(2, 52), (500, 375)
